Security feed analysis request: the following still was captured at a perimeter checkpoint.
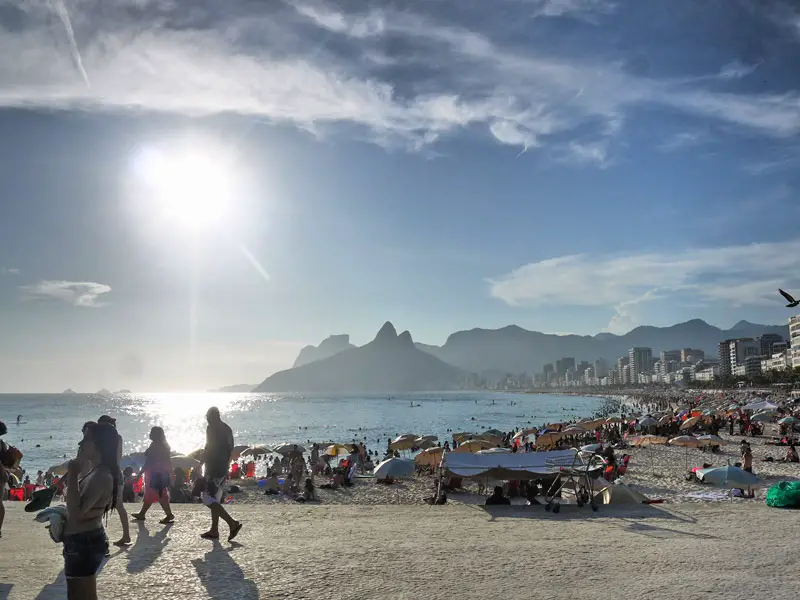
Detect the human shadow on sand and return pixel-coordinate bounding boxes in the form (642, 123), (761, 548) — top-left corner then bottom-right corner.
(126, 521), (170, 574)
(192, 540), (259, 600)
(0, 583), (12, 600)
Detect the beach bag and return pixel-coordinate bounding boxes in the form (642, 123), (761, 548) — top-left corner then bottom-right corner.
(765, 481), (800, 509)
(0, 440), (23, 468)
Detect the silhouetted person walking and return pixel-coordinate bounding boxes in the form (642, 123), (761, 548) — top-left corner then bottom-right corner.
(199, 407), (242, 541)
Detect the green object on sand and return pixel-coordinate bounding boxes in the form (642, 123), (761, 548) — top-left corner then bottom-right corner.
(765, 481), (800, 509)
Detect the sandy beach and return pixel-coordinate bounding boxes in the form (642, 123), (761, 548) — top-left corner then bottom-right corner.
(1, 502), (799, 600)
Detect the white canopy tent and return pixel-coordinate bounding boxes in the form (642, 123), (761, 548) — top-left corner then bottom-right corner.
(442, 449), (582, 480)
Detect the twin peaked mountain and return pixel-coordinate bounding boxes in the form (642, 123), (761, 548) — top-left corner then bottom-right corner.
(254, 319), (789, 392)
(255, 322), (465, 392)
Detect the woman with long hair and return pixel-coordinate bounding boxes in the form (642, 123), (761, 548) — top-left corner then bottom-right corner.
(131, 427), (175, 524)
(63, 422), (119, 600)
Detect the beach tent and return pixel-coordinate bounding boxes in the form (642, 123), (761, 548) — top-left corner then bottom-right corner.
(442, 449), (579, 480)
(374, 458), (415, 480)
(595, 484), (648, 505)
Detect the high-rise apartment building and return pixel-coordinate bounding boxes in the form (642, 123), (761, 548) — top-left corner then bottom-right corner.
(556, 357), (576, 376)
(593, 358), (609, 378)
(628, 347), (653, 382)
(758, 334), (784, 359)
(660, 350), (682, 365)
(718, 340), (734, 376)
(681, 348), (705, 363)
(790, 316), (800, 369)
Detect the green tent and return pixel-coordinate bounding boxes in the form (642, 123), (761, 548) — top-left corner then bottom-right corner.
(765, 481), (800, 509)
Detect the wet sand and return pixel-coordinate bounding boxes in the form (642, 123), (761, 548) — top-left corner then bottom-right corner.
(1, 502), (798, 600)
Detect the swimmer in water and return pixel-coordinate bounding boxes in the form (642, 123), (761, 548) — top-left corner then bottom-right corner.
(16, 415), (21, 424)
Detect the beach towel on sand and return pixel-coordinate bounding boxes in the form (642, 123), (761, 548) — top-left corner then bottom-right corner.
(765, 481), (800, 509)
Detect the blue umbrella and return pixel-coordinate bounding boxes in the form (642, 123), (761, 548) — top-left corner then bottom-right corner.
(697, 466), (759, 488)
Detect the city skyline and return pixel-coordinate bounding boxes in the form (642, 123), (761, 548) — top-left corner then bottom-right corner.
(2, 1), (800, 390)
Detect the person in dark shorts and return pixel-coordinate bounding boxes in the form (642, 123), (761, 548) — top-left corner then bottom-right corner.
(199, 407), (242, 541)
(63, 422), (120, 600)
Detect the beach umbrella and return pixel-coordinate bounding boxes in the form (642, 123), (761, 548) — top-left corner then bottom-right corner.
(561, 426), (586, 435)
(605, 417), (622, 424)
(374, 458), (415, 481)
(414, 439), (439, 450)
(452, 432), (474, 442)
(47, 460), (71, 476)
(170, 455), (201, 470)
(750, 412), (774, 423)
(580, 443), (603, 453)
(323, 444), (352, 457)
(231, 445), (249, 461)
(778, 416), (799, 425)
(657, 415), (671, 426)
(742, 400), (778, 412)
(697, 466), (759, 488)
(696, 435), (726, 447)
(240, 445), (271, 458)
(483, 429), (504, 436)
(453, 439), (494, 453)
(639, 417), (657, 428)
(680, 416), (701, 430)
(390, 436), (417, 451)
(273, 443), (306, 455)
(514, 428), (537, 439)
(636, 435), (668, 447)
(416, 435), (439, 443)
(120, 452), (146, 469)
(535, 432), (562, 447)
(187, 448), (205, 460)
(476, 447), (511, 454)
(414, 447), (445, 467)
(669, 436), (700, 447)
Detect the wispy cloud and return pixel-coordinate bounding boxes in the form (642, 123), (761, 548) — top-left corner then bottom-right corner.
(488, 240), (800, 331)
(1, 1), (799, 157)
(20, 280), (112, 307)
(1, 267), (21, 275)
(718, 60), (760, 80)
(659, 131), (709, 152)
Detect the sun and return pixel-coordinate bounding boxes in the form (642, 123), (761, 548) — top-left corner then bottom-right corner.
(135, 147), (232, 229)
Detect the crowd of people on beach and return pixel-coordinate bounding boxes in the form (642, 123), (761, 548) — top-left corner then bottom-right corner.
(0, 407), (241, 600)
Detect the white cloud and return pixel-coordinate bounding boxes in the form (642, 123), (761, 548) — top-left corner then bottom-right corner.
(1, 267), (21, 275)
(659, 131), (708, 152)
(20, 280), (112, 307)
(718, 60), (760, 80)
(1, 1), (799, 157)
(488, 239), (800, 331)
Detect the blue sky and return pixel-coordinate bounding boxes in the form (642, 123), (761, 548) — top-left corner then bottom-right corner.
(2, 0), (800, 391)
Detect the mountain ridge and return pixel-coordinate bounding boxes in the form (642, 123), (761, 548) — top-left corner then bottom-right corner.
(288, 318), (789, 377)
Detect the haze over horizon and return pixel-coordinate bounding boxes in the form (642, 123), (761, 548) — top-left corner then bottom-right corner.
(2, 0), (800, 392)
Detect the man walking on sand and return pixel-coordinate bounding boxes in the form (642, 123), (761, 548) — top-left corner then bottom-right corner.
(200, 407), (242, 541)
(98, 415), (132, 546)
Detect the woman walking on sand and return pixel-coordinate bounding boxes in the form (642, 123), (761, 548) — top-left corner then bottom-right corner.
(131, 427), (175, 524)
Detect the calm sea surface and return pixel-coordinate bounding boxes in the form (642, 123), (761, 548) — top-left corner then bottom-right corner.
(0, 392), (606, 474)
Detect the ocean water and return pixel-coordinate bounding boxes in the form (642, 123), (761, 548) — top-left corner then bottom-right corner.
(0, 391), (607, 474)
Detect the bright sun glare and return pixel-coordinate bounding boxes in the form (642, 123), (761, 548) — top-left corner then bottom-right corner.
(135, 147), (232, 229)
